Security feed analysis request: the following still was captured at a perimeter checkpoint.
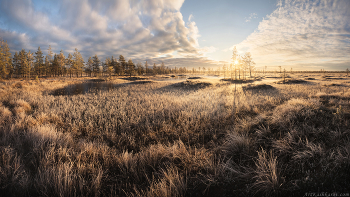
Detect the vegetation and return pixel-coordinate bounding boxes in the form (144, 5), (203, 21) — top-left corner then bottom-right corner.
(0, 40), (193, 79)
(0, 73), (349, 196)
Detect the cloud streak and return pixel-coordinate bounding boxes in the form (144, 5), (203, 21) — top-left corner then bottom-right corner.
(235, 0), (350, 70)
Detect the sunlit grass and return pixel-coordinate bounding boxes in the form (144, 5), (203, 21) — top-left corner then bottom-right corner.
(0, 74), (349, 196)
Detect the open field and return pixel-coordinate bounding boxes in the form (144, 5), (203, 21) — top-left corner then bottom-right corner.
(0, 73), (350, 196)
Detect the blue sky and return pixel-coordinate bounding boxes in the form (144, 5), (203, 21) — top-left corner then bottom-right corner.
(0, 0), (349, 71)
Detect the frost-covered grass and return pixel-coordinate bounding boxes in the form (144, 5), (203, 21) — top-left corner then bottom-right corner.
(0, 75), (349, 196)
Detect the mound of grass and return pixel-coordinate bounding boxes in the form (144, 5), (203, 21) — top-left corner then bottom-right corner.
(276, 79), (307, 84)
(243, 84), (275, 91)
(129, 80), (154, 85)
(171, 80), (212, 90)
(187, 77), (202, 80)
(123, 76), (149, 81)
(323, 83), (345, 87)
(88, 78), (106, 82)
(324, 77), (345, 80)
(305, 77), (315, 80)
(14, 82), (24, 88)
(265, 76), (281, 78)
(220, 78), (255, 83)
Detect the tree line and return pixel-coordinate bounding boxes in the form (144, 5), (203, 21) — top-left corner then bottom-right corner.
(221, 46), (256, 80)
(0, 40), (189, 79)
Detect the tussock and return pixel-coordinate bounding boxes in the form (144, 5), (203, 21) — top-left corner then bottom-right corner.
(129, 80), (154, 84)
(252, 149), (282, 196)
(276, 79), (307, 84)
(88, 78), (106, 82)
(123, 76), (149, 81)
(242, 84), (275, 91)
(171, 80), (212, 90)
(305, 77), (315, 80)
(220, 78), (255, 83)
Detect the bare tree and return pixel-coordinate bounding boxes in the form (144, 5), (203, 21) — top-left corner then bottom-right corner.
(242, 52), (254, 79)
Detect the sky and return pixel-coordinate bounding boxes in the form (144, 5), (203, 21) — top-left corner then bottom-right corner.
(0, 0), (349, 71)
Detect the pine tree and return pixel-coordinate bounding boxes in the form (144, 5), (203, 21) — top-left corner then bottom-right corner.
(136, 62), (144, 75)
(18, 49), (29, 78)
(153, 63), (157, 75)
(111, 56), (120, 76)
(0, 40), (7, 78)
(127, 59), (135, 77)
(13, 52), (20, 77)
(52, 54), (59, 76)
(92, 55), (100, 77)
(57, 50), (66, 76)
(47, 45), (54, 77)
(119, 55), (126, 75)
(103, 57), (110, 77)
(66, 53), (74, 77)
(34, 47), (44, 77)
(86, 57), (93, 77)
(145, 61), (148, 75)
(73, 48), (84, 77)
(0, 40), (12, 78)
(160, 62), (165, 74)
(105, 57), (114, 77)
(27, 50), (34, 79)
(44, 55), (49, 77)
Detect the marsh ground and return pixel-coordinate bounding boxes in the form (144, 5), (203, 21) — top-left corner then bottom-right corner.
(0, 73), (349, 196)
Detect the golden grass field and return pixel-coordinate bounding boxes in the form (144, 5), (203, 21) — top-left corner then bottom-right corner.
(0, 73), (349, 196)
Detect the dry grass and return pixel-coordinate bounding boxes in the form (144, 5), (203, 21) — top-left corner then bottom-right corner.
(0, 74), (349, 196)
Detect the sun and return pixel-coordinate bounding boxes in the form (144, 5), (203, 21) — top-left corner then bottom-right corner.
(234, 60), (238, 65)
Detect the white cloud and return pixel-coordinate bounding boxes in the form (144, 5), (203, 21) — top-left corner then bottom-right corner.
(0, 0), (217, 68)
(235, 0), (350, 70)
(245, 13), (257, 22)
